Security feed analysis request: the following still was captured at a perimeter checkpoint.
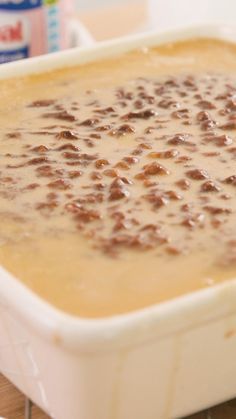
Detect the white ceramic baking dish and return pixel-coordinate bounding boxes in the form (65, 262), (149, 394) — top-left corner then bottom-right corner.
(1, 25), (236, 419)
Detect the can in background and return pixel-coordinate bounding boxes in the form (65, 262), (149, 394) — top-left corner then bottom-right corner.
(0, 0), (73, 63)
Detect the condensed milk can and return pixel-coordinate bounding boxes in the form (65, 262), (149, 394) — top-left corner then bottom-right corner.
(0, 0), (73, 63)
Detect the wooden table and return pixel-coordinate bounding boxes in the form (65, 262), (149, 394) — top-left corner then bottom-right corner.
(1, 372), (236, 419)
(0, 374), (48, 419)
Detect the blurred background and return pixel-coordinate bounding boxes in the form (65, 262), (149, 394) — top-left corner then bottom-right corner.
(1, 0), (236, 63)
(75, 0), (148, 42)
(75, 0), (236, 42)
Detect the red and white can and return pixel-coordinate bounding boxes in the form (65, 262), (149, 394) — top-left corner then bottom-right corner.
(0, 0), (75, 63)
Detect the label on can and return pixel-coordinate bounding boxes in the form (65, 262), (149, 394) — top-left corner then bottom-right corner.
(0, 0), (71, 63)
(0, 14), (29, 62)
(0, 0), (42, 10)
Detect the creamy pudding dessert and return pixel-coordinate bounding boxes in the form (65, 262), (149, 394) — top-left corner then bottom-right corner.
(0, 38), (235, 317)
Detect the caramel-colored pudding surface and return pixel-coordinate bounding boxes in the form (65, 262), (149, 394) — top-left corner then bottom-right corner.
(0, 39), (236, 318)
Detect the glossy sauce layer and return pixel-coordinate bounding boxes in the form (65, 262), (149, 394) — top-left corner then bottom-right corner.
(0, 38), (236, 318)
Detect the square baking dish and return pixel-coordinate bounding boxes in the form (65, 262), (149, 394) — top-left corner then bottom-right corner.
(1, 24), (236, 419)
